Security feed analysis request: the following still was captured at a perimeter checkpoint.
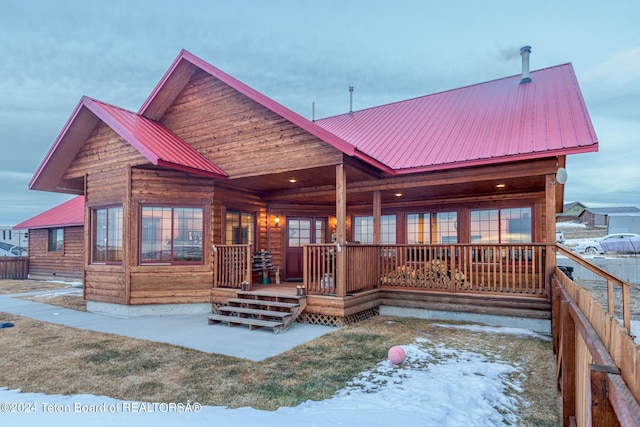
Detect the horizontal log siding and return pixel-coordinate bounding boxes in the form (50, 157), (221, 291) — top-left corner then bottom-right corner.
(84, 265), (125, 304)
(63, 122), (148, 180)
(160, 70), (343, 178)
(26, 227), (84, 279)
(128, 168), (215, 305)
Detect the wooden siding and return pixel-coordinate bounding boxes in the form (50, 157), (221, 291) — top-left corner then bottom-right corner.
(160, 70), (344, 178)
(127, 168), (216, 305)
(64, 122), (148, 180)
(85, 265), (125, 304)
(26, 227), (84, 279)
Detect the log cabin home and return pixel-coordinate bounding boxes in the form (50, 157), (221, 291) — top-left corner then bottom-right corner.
(13, 196), (84, 281)
(28, 48), (598, 328)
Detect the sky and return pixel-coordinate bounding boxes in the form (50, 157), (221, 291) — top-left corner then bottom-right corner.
(1, 0), (639, 226)
(1, 326), (551, 427)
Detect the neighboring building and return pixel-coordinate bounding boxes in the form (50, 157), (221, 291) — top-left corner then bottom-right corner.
(578, 207), (640, 228)
(26, 49), (598, 321)
(0, 226), (28, 257)
(607, 213), (640, 234)
(13, 196), (84, 280)
(556, 201), (588, 222)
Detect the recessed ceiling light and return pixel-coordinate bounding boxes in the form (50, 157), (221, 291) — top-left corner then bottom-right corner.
(289, 179), (297, 183)
(395, 193), (403, 197)
(496, 184), (506, 188)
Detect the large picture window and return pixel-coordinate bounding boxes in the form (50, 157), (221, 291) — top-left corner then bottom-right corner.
(352, 215), (396, 244)
(470, 207), (532, 243)
(141, 206), (203, 264)
(48, 228), (64, 252)
(92, 206), (123, 263)
(226, 211), (255, 245)
(407, 212), (458, 244)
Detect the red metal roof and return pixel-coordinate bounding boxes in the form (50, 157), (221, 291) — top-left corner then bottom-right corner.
(14, 196), (84, 230)
(85, 98), (228, 179)
(316, 64), (598, 173)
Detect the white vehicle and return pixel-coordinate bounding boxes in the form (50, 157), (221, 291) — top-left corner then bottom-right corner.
(574, 233), (639, 254)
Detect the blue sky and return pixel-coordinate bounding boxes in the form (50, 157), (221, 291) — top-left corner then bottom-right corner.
(1, 0), (638, 225)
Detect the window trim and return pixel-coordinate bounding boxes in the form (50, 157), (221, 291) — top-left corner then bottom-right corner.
(224, 209), (257, 248)
(48, 228), (64, 252)
(139, 204), (205, 266)
(406, 211), (458, 244)
(351, 214), (397, 244)
(469, 206), (533, 244)
(91, 205), (123, 265)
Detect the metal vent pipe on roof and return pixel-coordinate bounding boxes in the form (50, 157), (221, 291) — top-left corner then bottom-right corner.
(349, 86), (354, 113)
(520, 46), (532, 84)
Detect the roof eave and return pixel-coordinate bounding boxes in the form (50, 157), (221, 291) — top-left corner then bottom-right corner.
(388, 145), (599, 175)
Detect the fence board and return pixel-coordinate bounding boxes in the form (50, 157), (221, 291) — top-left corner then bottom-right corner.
(0, 257), (28, 279)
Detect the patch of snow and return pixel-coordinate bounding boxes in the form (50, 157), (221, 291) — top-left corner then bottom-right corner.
(556, 222), (587, 228)
(431, 323), (552, 341)
(0, 336), (533, 427)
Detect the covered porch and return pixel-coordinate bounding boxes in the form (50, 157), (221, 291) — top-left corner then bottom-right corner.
(211, 242), (552, 326)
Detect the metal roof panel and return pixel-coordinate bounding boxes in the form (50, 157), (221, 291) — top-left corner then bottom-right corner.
(14, 196), (84, 230)
(316, 64), (598, 172)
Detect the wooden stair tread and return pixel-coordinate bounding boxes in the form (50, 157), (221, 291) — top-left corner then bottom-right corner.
(238, 290), (304, 301)
(208, 314), (284, 329)
(227, 298), (299, 309)
(217, 306), (292, 318)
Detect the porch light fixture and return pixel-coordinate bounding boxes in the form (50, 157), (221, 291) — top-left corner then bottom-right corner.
(274, 215), (280, 227)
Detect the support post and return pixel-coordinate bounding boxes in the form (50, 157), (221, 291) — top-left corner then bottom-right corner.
(373, 190), (381, 245)
(336, 164), (347, 297)
(545, 173), (557, 297)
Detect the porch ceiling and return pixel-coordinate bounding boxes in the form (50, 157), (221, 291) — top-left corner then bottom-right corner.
(225, 160), (548, 206)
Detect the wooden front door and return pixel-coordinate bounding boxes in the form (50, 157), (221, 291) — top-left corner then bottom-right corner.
(286, 217), (327, 280)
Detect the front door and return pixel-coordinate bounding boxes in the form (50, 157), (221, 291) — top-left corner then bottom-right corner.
(286, 217), (327, 280)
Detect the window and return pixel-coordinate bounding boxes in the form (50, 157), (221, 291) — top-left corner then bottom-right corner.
(48, 228), (64, 252)
(353, 215), (397, 244)
(470, 207), (532, 243)
(141, 206), (203, 264)
(226, 211), (255, 245)
(407, 212), (458, 244)
(92, 206), (123, 263)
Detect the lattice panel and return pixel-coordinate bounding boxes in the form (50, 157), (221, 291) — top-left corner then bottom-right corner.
(298, 312), (343, 327)
(297, 307), (379, 327)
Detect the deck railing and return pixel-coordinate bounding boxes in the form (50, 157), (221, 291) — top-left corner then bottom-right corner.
(380, 244), (546, 296)
(303, 244), (547, 297)
(213, 244), (251, 289)
(0, 256), (28, 279)
(553, 265), (640, 426)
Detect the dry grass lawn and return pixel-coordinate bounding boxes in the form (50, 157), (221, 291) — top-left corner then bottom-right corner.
(0, 281), (560, 425)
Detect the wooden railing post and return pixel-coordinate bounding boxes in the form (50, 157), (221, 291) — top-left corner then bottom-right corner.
(590, 365), (621, 427)
(561, 298), (577, 427)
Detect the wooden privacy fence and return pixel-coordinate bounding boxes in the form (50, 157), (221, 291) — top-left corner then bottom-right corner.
(0, 257), (28, 279)
(553, 265), (640, 426)
(212, 245), (251, 289)
(303, 244), (546, 297)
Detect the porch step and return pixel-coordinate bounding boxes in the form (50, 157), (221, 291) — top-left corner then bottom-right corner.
(227, 298), (299, 310)
(208, 290), (307, 334)
(208, 314), (286, 333)
(217, 306), (293, 319)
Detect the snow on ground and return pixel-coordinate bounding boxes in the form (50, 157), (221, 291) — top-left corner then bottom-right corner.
(0, 325), (543, 427)
(556, 222), (587, 228)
